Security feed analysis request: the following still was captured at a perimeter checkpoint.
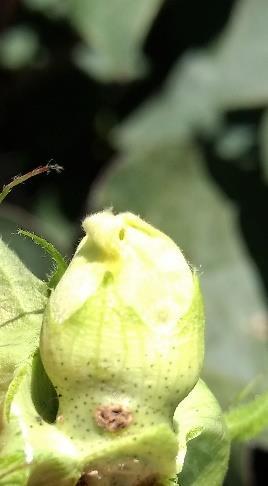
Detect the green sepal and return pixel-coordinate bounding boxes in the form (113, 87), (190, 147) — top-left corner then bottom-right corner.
(17, 229), (68, 289)
(174, 379), (230, 486)
(0, 360), (81, 486)
(0, 239), (47, 416)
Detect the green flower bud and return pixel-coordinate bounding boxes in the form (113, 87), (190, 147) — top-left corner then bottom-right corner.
(40, 211), (204, 484)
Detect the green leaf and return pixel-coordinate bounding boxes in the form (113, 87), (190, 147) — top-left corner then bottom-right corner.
(23, 0), (164, 81)
(0, 239), (47, 411)
(0, 453), (29, 486)
(0, 26), (39, 70)
(213, 0), (268, 107)
(174, 380), (230, 486)
(113, 0), (268, 152)
(70, 0), (164, 81)
(23, 0), (68, 18)
(90, 143), (268, 441)
(0, 362), (80, 486)
(215, 125), (255, 161)
(113, 53), (220, 152)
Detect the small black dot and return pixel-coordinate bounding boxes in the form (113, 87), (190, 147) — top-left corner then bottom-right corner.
(64, 377), (68, 381)
(58, 394), (62, 398)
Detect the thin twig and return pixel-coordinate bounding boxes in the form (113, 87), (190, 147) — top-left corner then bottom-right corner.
(0, 163), (63, 204)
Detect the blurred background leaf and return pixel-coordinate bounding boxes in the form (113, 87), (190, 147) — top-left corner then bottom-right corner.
(259, 110), (268, 183)
(23, 0), (69, 18)
(113, 0), (268, 155)
(90, 144), (268, 414)
(0, 25), (40, 69)
(0, 238), (47, 413)
(22, 0), (164, 81)
(0, 207), (52, 280)
(70, 0), (164, 81)
(1, 0), (268, 483)
(213, 0), (268, 108)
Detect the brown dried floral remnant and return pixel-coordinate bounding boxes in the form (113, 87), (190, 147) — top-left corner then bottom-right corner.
(76, 474), (88, 486)
(76, 471), (101, 486)
(135, 475), (160, 486)
(95, 403), (133, 432)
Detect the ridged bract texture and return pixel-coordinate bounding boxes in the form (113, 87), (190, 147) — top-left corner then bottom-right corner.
(40, 211), (204, 485)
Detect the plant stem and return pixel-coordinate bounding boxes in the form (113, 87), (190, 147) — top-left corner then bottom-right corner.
(0, 163), (63, 204)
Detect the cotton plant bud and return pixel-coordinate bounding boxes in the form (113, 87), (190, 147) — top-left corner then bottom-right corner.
(40, 211), (204, 485)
